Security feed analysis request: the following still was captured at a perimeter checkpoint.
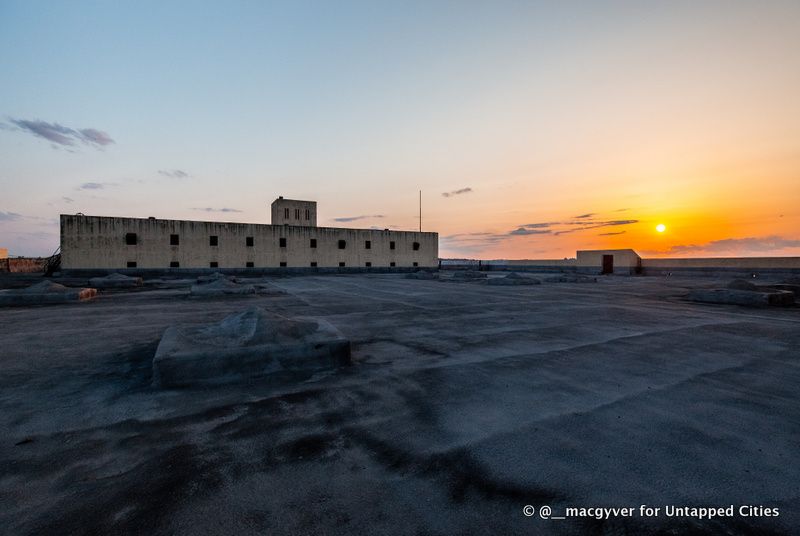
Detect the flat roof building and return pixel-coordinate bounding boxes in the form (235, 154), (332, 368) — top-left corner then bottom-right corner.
(60, 197), (437, 271)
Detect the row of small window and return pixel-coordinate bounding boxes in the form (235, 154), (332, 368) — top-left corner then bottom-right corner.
(284, 208), (311, 220)
(125, 233), (420, 250)
(124, 261), (419, 268)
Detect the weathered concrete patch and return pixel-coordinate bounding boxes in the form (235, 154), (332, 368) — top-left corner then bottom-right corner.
(727, 279), (758, 291)
(406, 271), (439, 280)
(89, 273), (144, 289)
(190, 279), (256, 296)
(196, 272), (237, 284)
(0, 280), (97, 306)
(544, 275), (597, 283)
(687, 288), (795, 306)
(439, 271), (487, 282)
(487, 273), (541, 286)
(152, 308), (351, 387)
(768, 284), (800, 297)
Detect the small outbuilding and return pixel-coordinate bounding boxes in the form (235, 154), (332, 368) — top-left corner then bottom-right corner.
(576, 249), (642, 275)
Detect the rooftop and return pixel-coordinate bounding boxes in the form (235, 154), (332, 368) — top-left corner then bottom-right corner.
(1, 272), (798, 533)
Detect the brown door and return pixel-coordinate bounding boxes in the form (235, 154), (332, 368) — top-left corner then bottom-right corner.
(602, 255), (614, 274)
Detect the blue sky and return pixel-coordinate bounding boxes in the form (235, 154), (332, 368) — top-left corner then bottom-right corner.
(2, 1), (799, 258)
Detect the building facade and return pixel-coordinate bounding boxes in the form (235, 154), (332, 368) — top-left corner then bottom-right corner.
(60, 198), (438, 270)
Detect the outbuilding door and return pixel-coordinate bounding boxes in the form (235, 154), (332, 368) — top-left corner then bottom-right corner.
(601, 255), (614, 274)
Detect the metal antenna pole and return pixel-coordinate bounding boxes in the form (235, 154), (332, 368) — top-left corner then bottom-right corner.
(419, 190), (422, 232)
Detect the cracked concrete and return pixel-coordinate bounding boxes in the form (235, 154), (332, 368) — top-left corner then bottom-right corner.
(0, 273), (798, 535)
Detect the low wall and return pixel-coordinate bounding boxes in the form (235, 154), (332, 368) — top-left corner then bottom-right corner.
(8, 258), (47, 273)
(441, 259), (576, 273)
(641, 257), (800, 278)
(60, 266), (430, 278)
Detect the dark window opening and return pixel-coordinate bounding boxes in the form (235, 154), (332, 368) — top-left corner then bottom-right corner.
(246, 262), (254, 268)
(338, 240), (346, 249)
(284, 207), (289, 218)
(246, 236), (254, 247)
(279, 237), (287, 247)
(310, 262), (317, 267)
(294, 208), (300, 220)
(365, 240), (371, 249)
(365, 262), (372, 267)
(413, 242), (420, 251)
(125, 233), (137, 245)
(339, 262), (346, 267)
(305, 209), (310, 220)
(413, 262), (419, 267)
(169, 261), (180, 268)
(390, 262), (396, 267)
(280, 261), (287, 267)
(210, 235), (218, 246)
(390, 241), (396, 250)
(210, 261), (218, 268)
(170, 234), (179, 246)
(310, 238), (317, 248)
(126, 261), (137, 268)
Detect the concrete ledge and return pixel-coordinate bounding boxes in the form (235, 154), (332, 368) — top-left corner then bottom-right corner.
(88, 273), (144, 289)
(61, 266), (433, 278)
(152, 308), (351, 388)
(0, 281), (97, 306)
(487, 273), (541, 285)
(687, 289), (795, 307)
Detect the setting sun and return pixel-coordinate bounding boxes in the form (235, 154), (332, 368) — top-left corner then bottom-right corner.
(656, 224), (666, 233)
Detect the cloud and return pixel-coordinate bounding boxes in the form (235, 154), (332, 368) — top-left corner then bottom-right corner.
(332, 215), (384, 222)
(9, 119), (114, 149)
(555, 219), (638, 235)
(77, 128), (114, 146)
(520, 222), (554, 229)
(573, 213), (595, 219)
(442, 187), (473, 198)
(78, 182), (108, 190)
(508, 227), (552, 236)
(0, 211), (22, 222)
(191, 207), (243, 213)
(598, 231), (626, 236)
(158, 169), (190, 179)
(62, 197), (74, 203)
(655, 236), (800, 256)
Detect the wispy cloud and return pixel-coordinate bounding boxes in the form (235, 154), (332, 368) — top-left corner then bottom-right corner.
(554, 220), (638, 235)
(442, 187), (473, 198)
(0, 211), (22, 222)
(158, 169), (190, 179)
(9, 119), (114, 149)
(62, 197), (74, 203)
(332, 214), (384, 222)
(652, 236), (800, 256)
(508, 227), (551, 236)
(573, 213), (595, 219)
(191, 207), (242, 213)
(77, 182), (115, 190)
(598, 231), (626, 236)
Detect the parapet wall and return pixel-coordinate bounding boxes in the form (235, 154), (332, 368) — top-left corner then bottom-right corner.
(0, 257), (48, 273)
(441, 259), (577, 273)
(641, 257), (800, 278)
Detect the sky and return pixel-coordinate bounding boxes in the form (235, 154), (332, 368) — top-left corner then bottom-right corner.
(1, 0), (798, 259)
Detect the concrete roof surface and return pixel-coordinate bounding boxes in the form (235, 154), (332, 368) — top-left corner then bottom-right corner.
(0, 273), (798, 534)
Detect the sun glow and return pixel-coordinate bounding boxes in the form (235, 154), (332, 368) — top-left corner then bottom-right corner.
(656, 224), (666, 233)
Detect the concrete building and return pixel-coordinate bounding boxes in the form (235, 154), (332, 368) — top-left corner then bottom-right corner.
(577, 249), (642, 275)
(60, 198), (438, 270)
